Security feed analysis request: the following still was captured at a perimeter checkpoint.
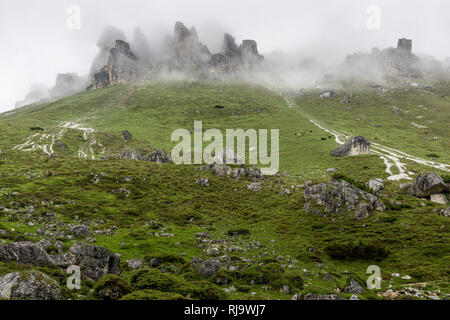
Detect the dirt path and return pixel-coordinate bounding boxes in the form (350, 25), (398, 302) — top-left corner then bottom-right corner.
(280, 92), (450, 180)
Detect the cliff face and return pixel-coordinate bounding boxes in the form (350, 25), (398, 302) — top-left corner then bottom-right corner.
(88, 40), (139, 90)
(87, 21), (265, 90)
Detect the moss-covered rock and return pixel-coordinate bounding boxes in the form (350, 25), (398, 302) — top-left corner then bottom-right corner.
(94, 274), (131, 300)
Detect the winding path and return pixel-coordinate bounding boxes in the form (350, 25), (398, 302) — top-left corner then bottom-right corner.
(281, 93), (450, 180)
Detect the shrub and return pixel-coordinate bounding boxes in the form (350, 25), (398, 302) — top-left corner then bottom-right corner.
(121, 289), (186, 300)
(94, 274), (132, 300)
(130, 268), (179, 292)
(271, 273), (304, 290)
(240, 263), (284, 284)
(210, 270), (235, 286)
(325, 240), (389, 261)
(175, 280), (225, 300)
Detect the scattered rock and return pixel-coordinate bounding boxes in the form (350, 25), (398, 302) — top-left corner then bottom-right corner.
(144, 150), (172, 164)
(120, 130), (133, 141)
(0, 271), (61, 300)
(126, 258), (144, 270)
(247, 183), (262, 191)
(197, 258), (220, 278)
(440, 207), (450, 217)
(121, 149), (142, 161)
(206, 247), (220, 257)
(331, 136), (371, 157)
(304, 179), (386, 219)
(196, 178), (210, 187)
(303, 293), (344, 300)
(70, 225), (92, 238)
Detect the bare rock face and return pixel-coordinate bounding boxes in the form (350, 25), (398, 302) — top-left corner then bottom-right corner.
(88, 40), (139, 90)
(0, 271), (62, 300)
(304, 179), (386, 220)
(209, 33), (264, 79)
(0, 241), (121, 281)
(89, 26), (127, 82)
(331, 136), (371, 157)
(173, 22), (211, 74)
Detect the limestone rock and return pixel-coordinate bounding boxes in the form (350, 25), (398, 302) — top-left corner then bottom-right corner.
(247, 182), (263, 192)
(366, 178), (384, 193)
(331, 136), (371, 157)
(0, 271), (61, 300)
(303, 293), (344, 300)
(144, 150), (172, 164)
(304, 179), (386, 220)
(414, 172), (448, 197)
(121, 149), (142, 161)
(430, 194), (448, 205)
(343, 278), (366, 294)
(88, 40), (139, 90)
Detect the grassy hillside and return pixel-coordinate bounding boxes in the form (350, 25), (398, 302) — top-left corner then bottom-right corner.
(0, 81), (448, 300)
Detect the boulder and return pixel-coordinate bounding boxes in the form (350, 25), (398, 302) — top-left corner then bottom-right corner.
(247, 182), (262, 192)
(70, 225), (92, 238)
(144, 150), (171, 164)
(304, 179), (386, 220)
(56, 243), (121, 281)
(0, 241), (53, 266)
(366, 178), (384, 193)
(331, 136), (371, 157)
(121, 149), (142, 160)
(196, 178), (210, 187)
(414, 172), (448, 197)
(343, 278), (366, 294)
(0, 271), (61, 300)
(430, 194), (448, 205)
(196, 258), (221, 278)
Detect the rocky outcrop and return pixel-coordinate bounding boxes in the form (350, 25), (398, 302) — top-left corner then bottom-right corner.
(144, 150), (172, 164)
(209, 33), (264, 80)
(304, 179), (386, 220)
(88, 40), (139, 90)
(0, 241), (53, 266)
(203, 163), (263, 180)
(0, 241), (121, 281)
(55, 243), (121, 281)
(88, 26), (127, 82)
(172, 22), (211, 74)
(303, 293), (344, 300)
(400, 172), (449, 203)
(121, 149), (142, 161)
(331, 136), (371, 157)
(0, 271), (62, 300)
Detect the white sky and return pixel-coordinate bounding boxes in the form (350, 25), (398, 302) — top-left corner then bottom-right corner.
(1, 0), (449, 111)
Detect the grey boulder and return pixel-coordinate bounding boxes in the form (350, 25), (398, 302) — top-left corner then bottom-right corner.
(0, 271), (61, 300)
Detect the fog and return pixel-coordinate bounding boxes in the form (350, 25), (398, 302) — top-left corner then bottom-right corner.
(1, 0), (450, 111)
